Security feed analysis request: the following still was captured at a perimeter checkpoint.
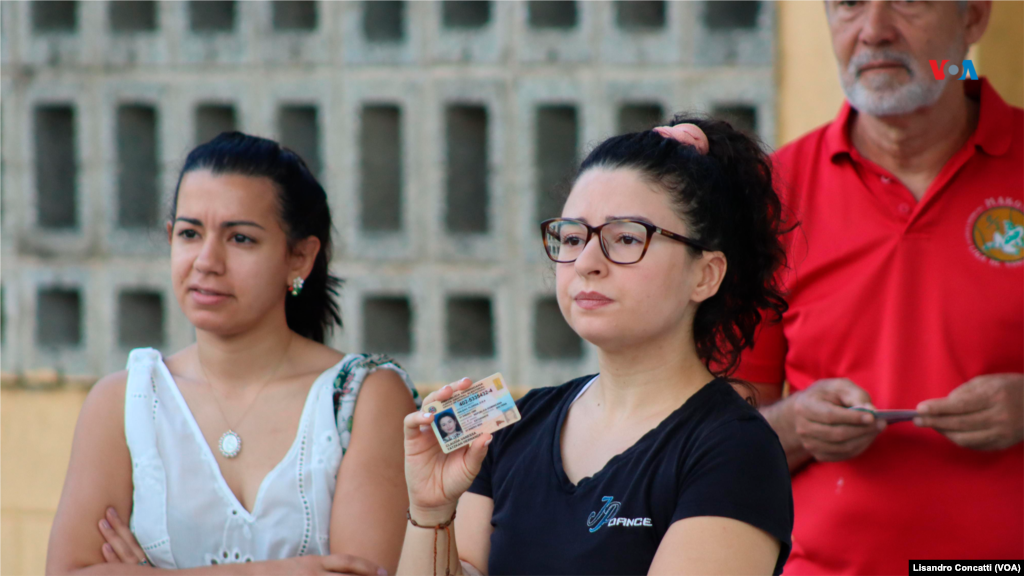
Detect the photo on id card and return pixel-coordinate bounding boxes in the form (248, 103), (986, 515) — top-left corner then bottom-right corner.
(426, 373), (522, 454)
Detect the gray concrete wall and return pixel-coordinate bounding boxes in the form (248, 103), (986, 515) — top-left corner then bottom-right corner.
(0, 0), (775, 387)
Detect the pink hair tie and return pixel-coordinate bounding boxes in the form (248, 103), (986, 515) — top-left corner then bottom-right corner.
(653, 123), (709, 155)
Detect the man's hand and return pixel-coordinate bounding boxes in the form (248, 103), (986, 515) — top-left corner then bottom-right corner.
(790, 378), (886, 462)
(915, 374), (1023, 451)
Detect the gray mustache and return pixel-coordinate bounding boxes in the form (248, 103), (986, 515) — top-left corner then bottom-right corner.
(848, 50), (916, 77)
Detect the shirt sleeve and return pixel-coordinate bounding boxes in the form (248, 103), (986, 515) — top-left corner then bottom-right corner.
(465, 385), (550, 500)
(733, 319), (787, 386)
(467, 438), (495, 498)
(672, 415), (793, 574)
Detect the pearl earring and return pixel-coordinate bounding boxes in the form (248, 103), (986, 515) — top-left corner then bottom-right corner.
(290, 277), (304, 296)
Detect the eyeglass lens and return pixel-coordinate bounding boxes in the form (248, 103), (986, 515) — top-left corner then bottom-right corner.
(544, 220), (650, 264)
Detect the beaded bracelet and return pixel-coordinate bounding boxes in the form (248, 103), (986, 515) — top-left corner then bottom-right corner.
(407, 509), (457, 576)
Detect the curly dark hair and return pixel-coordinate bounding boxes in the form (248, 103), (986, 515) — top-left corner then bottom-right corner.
(574, 114), (792, 377)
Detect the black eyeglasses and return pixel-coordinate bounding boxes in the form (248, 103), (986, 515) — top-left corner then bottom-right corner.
(540, 218), (710, 265)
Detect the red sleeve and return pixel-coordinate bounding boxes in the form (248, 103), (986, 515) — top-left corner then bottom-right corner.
(734, 319), (787, 385)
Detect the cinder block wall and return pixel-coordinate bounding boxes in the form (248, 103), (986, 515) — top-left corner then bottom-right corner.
(0, 0), (775, 389)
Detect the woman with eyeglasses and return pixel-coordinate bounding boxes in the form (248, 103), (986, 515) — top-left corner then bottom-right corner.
(47, 133), (418, 575)
(398, 118), (794, 576)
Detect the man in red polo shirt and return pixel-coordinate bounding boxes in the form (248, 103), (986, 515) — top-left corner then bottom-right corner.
(737, 1), (1023, 573)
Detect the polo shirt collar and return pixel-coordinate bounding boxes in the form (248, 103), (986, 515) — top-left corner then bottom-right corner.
(825, 76), (1014, 162)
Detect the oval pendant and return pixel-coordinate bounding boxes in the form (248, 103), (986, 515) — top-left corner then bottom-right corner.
(219, 430), (242, 458)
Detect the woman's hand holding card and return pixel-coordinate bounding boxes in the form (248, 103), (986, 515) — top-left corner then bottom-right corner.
(402, 378), (495, 525)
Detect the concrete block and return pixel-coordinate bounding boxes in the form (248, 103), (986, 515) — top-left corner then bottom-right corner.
(597, 0), (690, 66)
(98, 0), (173, 68)
(108, 1), (158, 33)
(1, 75), (23, 259)
(171, 77), (264, 149)
(341, 1), (426, 66)
(336, 75), (427, 263)
(255, 0), (335, 66)
(337, 269), (426, 380)
(602, 78), (681, 133)
(174, 1), (255, 66)
(433, 269), (515, 385)
(1, 2), (19, 68)
(685, 68), (776, 147)
(260, 77), (333, 180)
(97, 80), (174, 257)
(691, 1), (775, 67)
(516, 1), (593, 64)
(19, 79), (102, 260)
(1, 257), (22, 376)
(16, 0), (99, 69)
(19, 265), (96, 376)
(430, 77), (509, 264)
(426, 1), (511, 65)
(99, 262), (178, 376)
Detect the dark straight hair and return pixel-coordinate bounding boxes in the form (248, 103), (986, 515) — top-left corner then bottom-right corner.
(170, 132), (342, 343)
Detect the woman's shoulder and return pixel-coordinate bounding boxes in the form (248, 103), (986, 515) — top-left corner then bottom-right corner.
(74, 370), (131, 442)
(285, 341), (408, 392)
(516, 374), (596, 415)
(703, 408), (782, 452)
(156, 344), (197, 376)
(640, 379), (785, 471)
(291, 338), (348, 372)
(685, 378), (763, 420)
(682, 380), (786, 459)
(90, 369), (130, 404)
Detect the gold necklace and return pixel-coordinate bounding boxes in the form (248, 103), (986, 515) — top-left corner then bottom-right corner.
(197, 340), (291, 459)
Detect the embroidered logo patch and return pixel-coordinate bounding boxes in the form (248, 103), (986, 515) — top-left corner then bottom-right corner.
(587, 496), (652, 532)
(966, 197), (1024, 266)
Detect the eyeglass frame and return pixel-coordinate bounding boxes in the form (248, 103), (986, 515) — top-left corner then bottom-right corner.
(539, 217), (711, 265)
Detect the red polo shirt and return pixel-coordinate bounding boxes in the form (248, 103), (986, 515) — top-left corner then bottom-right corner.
(737, 78), (1024, 574)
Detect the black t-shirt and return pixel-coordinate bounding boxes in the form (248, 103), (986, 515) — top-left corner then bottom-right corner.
(467, 376), (793, 576)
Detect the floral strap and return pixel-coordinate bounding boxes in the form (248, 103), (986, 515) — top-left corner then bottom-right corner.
(331, 354), (420, 455)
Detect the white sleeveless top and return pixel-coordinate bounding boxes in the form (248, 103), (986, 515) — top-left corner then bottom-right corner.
(123, 348), (420, 568)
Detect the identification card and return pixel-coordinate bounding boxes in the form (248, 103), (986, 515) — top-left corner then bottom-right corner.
(850, 407), (919, 423)
(425, 373), (521, 454)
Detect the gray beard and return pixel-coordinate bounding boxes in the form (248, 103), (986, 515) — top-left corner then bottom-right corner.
(842, 73), (948, 117)
(839, 48), (961, 117)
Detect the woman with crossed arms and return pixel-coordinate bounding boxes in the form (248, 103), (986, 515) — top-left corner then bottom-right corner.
(47, 133), (417, 575)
